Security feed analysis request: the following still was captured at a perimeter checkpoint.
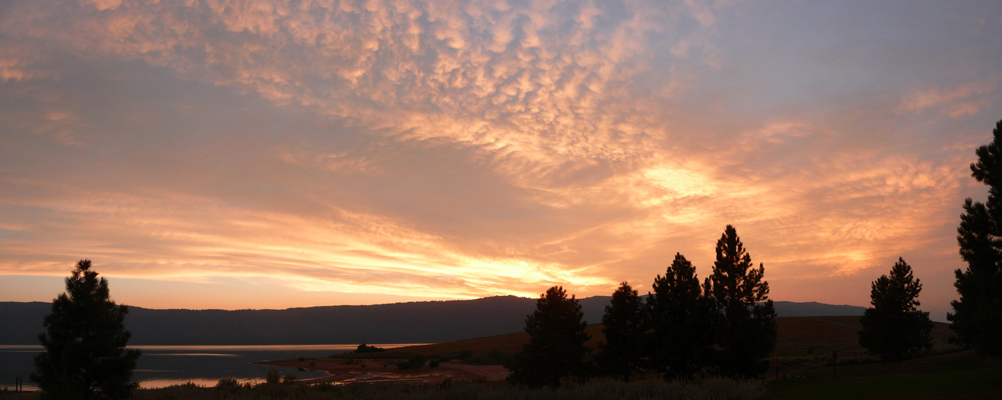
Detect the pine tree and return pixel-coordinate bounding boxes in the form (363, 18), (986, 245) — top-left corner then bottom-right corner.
(506, 286), (590, 388)
(645, 253), (715, 379)
(859, 258), (933, 361)
(705, 225), (777, 378)
(597, 282), (644, 381)
(32, 260), (141, 400)
(949, 119), (1002, 356)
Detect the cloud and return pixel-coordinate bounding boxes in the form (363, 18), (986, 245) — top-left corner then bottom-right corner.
(1, 0), (998, 314)
(897, 79), (998, 118)
(0, 178), (613, 299)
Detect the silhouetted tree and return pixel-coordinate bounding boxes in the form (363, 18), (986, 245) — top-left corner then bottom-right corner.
(32, 260), (141, 400)
(950, 119), (1002, 357)
(506, 286), (590, 388)
(597, 282), (644, 381)
(859, 258), (933, 361)
(705, 225), (777, 378)
(646, 253), (715, 379)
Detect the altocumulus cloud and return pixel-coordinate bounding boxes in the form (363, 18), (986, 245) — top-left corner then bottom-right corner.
(0, 0), (1001, 316)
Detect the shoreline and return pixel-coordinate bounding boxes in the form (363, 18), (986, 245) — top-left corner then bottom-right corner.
(253, 357), (509, 385)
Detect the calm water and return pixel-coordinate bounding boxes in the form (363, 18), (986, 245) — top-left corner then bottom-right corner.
(0, 344), (418, 391)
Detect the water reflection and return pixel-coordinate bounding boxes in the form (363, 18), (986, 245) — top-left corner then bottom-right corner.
(0, 344), (418, 391)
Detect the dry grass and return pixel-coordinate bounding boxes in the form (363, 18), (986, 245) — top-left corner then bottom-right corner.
(771, 316), (955, 357)
(125, 378), (767, 400)
(382, 325), (606, 358)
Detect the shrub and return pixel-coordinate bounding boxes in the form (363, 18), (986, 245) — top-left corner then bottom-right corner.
(429, 359), (440, 368)
(214, 377), (241, 393)
(355, 344), (386, 353)
(282, 374), (297, 385)
(265, 368), (281, 385)
(397, 355), (428, 370)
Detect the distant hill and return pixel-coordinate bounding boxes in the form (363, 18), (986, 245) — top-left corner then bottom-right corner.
(388, 316), (952, 358)
(0, 297), (865, 345)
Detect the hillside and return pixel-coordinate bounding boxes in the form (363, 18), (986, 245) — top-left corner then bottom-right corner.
(385, 316), (954, 358)
(0, 298), (865, 345)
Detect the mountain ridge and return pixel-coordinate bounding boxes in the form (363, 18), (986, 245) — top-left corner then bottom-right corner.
(0, 297), (865, 345)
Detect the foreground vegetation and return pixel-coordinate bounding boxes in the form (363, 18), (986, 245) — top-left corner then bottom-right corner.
(769, 350), (1001, 400)
(2, 379), (767, 400)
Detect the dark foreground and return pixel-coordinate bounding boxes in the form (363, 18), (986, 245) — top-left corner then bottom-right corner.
(770, 350), (1002, 400)
(1, 379), (767, 400)
(3, 351), (999, 400)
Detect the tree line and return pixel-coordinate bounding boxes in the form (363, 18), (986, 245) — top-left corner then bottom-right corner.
(507, 225), (778, 387)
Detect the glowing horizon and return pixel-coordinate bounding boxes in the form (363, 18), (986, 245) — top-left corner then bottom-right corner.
(2, 0), (1001, 320)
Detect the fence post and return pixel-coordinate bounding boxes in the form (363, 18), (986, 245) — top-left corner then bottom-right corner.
(832, 351), (837, 379)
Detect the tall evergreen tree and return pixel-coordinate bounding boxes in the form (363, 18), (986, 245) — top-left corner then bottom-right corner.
(705, 225), (777, 378)
(507, 286), (590, 388)
(646, 253), (715, 379)
(32, 260), (141, 400)
(597, 282), (644, 381)
(950, 119), (1002, 357)
(858, 258), (933, 361)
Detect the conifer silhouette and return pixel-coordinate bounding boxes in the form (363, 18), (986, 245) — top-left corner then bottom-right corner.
(859, 258), (933, 361)
(597, 282), (644, 381)
(32, 260), (141, 400)
(950, 119), (1002, 356)
(507, 286), (590, 388)
(705, 226), (777, 378)
(646, 253), (715, 379)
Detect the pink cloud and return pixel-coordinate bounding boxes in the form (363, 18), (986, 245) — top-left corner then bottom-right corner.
(897, 79), (997, 118)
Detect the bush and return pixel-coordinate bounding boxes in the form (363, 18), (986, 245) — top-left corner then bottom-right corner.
(429, 359), (440, 368)
(458, 349), (474, 360)
(282, 374), (297, 385)
(355, 344), (386, 353)
(397, 355), (428, 370)
(265, 368), (281, 385)
(215, 377), (241, 393)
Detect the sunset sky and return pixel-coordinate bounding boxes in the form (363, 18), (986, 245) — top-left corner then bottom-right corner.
(2, 0), (1001, 320)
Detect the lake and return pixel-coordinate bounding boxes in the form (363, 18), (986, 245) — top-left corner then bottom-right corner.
(0, 344), (420, 391)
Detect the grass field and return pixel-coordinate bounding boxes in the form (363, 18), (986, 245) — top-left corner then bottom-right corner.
(769, 350), (1002, 400)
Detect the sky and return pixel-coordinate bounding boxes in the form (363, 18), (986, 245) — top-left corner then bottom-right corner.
(1, 0), (1000, 320)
